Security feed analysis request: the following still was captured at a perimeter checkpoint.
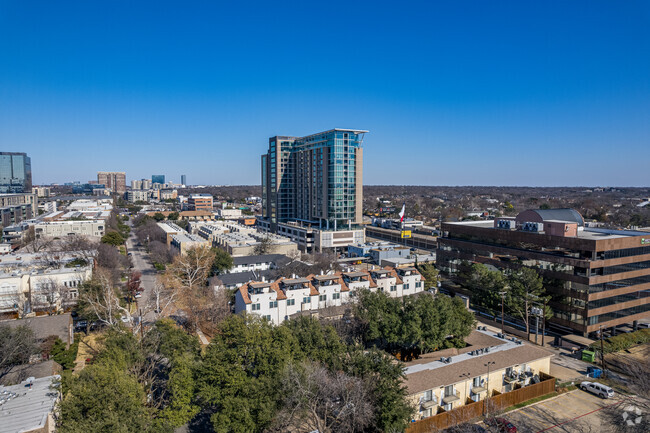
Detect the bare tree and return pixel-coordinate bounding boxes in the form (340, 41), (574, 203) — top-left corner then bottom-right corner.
(0, 324), (39, 379)
(163, 245), (215, 330)
(272, 361), (375, 433)
(31, 277), (63, 315)
(148, 280), (177, 319)
(21, 226), (52, 252)
(79, 267), (132, 326)
(253, 235), (275, 255)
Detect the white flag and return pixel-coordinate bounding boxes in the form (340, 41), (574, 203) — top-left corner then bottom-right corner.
(399, 203), (405, 222)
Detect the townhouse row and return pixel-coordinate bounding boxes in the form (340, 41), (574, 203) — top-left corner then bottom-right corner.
(234, 266), (426, 325)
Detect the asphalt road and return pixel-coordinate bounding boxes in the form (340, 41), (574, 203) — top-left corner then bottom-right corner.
(125, 222), (159, 322)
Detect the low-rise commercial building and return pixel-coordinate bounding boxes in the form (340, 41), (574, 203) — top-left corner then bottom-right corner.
(405, 328), (552, 420)
(214, 231), (298, 257)
(258, 219), (365, 253)
(217, 208), (242, 219)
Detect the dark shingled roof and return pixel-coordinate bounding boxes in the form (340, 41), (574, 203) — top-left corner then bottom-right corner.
(0, 360), (62, 386)
(3, 313), (73, 346)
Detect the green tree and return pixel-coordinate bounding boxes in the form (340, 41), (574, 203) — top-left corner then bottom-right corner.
(507, 267), (549, 340)
(167, 212), (180, 221)
(465, 263), (507, 313)
(101, 231), (124, 246)
(160, 353), (200, 427)
(283, 316), (346, 368)
(153, 212), (166, 222)
(211, 248), (234, 275)
(416, 262), (439, 290)
(58, 363), (172, 433)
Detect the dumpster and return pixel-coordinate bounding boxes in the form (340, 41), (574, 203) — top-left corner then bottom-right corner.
(587, 366), (602, 378)
(581, 350), (596, 362)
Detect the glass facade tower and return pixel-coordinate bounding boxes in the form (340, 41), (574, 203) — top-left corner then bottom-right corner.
(0, 152), (32, 193)
(261, 129), (366, 232)
(152, 175), (165, 184)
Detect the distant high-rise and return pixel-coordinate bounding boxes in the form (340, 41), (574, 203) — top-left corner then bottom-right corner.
(181, 175), (186, 186)
(261, 128), (366, 232)
(0, 152), (32, 193)
(97, 171), (126, 194)
(152, 174), (165, 185)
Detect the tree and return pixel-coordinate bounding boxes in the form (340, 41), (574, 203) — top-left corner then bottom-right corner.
(77, 268), (132, 326)
(253, 235), (274, 255)
(149, 240), (173, 265)
(0, 324), (39, 378)
(416, 262), (439, 290)
(465, 263), (507, 314)
(272, 361), (375, 433)
(101, 231), (124, 246)
(211, 248), (234, 275)
(167, 212), (179, 221)
(21, 226), (52, 252)
(57, 363), (172, 433)
(163, 245), (216, 330)
(153, 212), (166, 222)
(507, 267), (549, 340)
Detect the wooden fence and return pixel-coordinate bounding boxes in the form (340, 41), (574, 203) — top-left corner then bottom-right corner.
(405, 374), (556, 433)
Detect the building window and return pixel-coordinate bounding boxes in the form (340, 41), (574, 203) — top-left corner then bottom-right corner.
(302, 297), (310, 304)
(287, 299), (295, 306)
(404, 283), (410, 290)
(269, 301), (278, 308)
(332, 293), (340, 300)
(416, 282), (422, 288)
(390, 285), (396, 292)
(252, 303), (261, 311)
(263, 315), (271, 321)
(319, 294), (326, 302)
(423, 389), (433, 402)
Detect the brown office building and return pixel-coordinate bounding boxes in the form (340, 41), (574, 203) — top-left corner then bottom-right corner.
(437, 209), (650, 336)
(97, 171), (126, 194)
(188, 194), (213, 212)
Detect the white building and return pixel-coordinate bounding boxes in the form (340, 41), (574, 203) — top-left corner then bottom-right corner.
(170, 233), (209, 255)
(217, 208), (242, 220)
(34, 220), (106, 239)
(67, 199), (113, 212)
(234, 266), (426, 325)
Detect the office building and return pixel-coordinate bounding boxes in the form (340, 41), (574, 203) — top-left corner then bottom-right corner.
(34, 220), (106, 239)
(0, 152), (32, 193)
(97, 171), (126, 194)
(152, 174), (165, 185)
(260, 128), (366, 252)
(188, 193), (213, 211)
(181, 174), (186, 186)
(437, 208), (650, 336)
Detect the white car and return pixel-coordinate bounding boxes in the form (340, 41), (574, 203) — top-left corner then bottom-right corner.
(580, 381), (614, 399)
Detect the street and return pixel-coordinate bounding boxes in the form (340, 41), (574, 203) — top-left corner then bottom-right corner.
(125, 221), (159, 322)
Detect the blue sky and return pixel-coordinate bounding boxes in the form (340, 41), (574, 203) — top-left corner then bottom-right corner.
(1, 1), (649, 186)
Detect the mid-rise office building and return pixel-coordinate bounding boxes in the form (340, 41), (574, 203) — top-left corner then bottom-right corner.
(97, 171), (126, 194)
(0, 152), (32, 193)
(437, 208), (650, 336)
(152, 174), (165, 185)
(181, 175), (186, 186)
(188, 193), (213, 211)
(260, 128), (366, 252)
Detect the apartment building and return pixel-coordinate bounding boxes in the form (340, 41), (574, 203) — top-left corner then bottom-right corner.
(437, 208), (650, 336)
(0, 193), (37, 228)
(170, 233), (209, 255)
(97, 171), (126, 194)
(234, 266), (426, 325)
(406, 328), (552, 420)
(260, 129), (366, 252)
(157, 222), (185, 245)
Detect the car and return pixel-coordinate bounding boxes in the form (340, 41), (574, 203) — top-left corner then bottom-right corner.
(134, 292), (142, 299)
(127, 252), (132, 256)
(486, 417), (517, 433)
(580, 381), (614, 398)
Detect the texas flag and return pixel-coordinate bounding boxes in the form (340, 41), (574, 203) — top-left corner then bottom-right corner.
(399, 203), (406, 222)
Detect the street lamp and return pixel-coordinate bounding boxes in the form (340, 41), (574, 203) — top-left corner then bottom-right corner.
(484, 361), (496, 418)
(459, 372), (471, 404)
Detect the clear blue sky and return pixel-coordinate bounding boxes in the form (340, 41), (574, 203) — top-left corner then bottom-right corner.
(1, 1), (649, 186)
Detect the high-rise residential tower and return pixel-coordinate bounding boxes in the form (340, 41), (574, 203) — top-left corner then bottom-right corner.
(0, 152), (32, 193)
(260, 128), (366, 251)
(97, 171), (126, 194)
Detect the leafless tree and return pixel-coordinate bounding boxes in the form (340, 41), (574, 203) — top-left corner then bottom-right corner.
(272, 361), (375, 433)
(21, 226), (53, 252)
(31, 277), (63, 314)
(0, 324), (39, 379)
(79, 267), (132, 326)
(148, 280), (177, 319)
(149, 240), (173, 264)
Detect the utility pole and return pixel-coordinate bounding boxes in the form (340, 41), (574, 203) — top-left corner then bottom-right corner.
(599, 325), (607, 376)
(484, 361), (495, 418)
(498, 291), (507, 334)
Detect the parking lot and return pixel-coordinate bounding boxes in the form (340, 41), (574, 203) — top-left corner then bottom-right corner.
(501, 389), (630, 432)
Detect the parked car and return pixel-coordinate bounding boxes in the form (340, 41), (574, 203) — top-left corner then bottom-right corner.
(486, 417), (517, 433)
(134, 292), (142, 299)
(580, 381), (614, 398)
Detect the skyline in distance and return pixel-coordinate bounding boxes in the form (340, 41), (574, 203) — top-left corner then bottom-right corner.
(1, 1), (649, 187)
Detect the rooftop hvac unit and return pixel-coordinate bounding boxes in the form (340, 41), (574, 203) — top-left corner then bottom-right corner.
(522, 222), (544, 232)
(497, 220), (515, 230)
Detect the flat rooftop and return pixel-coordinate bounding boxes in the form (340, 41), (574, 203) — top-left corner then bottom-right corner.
(0, 375), (60, 433)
